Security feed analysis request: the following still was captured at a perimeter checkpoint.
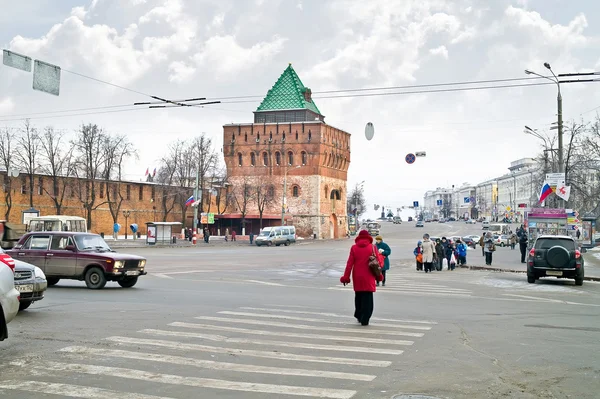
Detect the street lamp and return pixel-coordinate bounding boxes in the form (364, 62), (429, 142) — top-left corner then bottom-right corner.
(122, 210), (130, 239)
(525, 64), (563, 178)
(282, 165), (301, 225)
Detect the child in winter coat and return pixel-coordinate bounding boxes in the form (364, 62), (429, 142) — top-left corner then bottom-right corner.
(414, 241), (423, 271)
(456, 239), (468, 266)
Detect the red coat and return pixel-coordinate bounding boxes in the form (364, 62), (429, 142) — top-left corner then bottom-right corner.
(341, 234), (382, 292)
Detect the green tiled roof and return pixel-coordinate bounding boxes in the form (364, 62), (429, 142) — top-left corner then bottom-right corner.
(256, 64), (322, 115)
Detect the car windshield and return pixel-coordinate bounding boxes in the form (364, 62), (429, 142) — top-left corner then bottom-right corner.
(259, 230), (271, 236)
(74, 235), (112, 252)
(535, 238), (576, 251)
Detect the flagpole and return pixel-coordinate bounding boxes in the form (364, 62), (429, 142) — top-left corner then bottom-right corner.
(193, 162), (200, 234)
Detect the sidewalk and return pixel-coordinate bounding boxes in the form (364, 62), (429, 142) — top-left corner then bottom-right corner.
(106, 236), (315, 249)
(459, 246), (600, 281)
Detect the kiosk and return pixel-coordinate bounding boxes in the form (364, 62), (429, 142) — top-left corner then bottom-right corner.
(525, 208), (568, 248)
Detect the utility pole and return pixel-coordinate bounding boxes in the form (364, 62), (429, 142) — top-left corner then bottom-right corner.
(193, 163), (200, 233)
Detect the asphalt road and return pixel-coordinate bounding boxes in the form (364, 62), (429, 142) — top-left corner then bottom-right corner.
(1, 222), (599, 398)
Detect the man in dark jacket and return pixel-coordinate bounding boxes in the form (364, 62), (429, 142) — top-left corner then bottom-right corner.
(442, 237), (453, 269)
(435, 239), (444, 271)
(519, 230), (528, 263)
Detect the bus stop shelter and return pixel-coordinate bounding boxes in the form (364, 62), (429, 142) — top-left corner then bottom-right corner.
(146, 222), (182, 245)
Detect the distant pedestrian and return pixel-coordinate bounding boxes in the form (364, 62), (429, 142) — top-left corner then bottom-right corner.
(231, 230), (237, 241)
(435, 239), (444, 271)
(421, 234), (436, 273)
(249, 231), (254, 245)
(375, 235), (391, 286)
(204, 227), (210, 243)
(484, 232), (495, 265)
(444, 238), (454, 269)
(519, 230), (528, 263)
(456, 239), (467, 266)
(414, 241), (423, 271)
(340, 230), (383, 326)
(510, 233), (517, 250)
(576, 228), (581, 240)
(479, 235), (485, 256)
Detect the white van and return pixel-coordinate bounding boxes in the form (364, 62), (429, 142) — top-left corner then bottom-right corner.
(255, 226), (297, 247)
(482, 220), (490, 230)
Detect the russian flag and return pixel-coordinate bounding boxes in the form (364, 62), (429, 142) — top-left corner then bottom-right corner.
(185, 195), (195, 207)
(539, 182), (553, 203)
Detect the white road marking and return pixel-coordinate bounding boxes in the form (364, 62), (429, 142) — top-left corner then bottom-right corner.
(151, 273), (174, 279)
(218, 311), (432, 330)
(244, 280), (284, 286)
(153, 270), (218, 275)
(194, 316), (425, 337)
(372, 286), (471, 293)
(59, 346), (375, 381)
(11, 360), (357, 399)
(328, 287), (472, 297)
(239, 307), (438, 324)
(0, 380), (172, 399)
(169, 322), (414, 346)
(107, 336), (391, 367)
(139, 329), (405, 355)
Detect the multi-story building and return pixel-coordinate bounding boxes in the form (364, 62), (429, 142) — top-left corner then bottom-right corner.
(423, 158), (537, 222)
(222, 64), (351, 238)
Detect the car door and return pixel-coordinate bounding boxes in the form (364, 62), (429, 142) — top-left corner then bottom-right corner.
(12, 235), (50, 271)
(45, 235), (77, 277)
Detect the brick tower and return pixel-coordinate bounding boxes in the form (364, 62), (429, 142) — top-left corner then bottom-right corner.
(222, 64), (351, 239)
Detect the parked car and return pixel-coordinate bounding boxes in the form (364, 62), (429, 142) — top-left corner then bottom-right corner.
(408, 217), (413, 222)
(0, 251), (19, 341)
(415, 220), (424, 227)
(393, 217), (402, 224)
(482, 220), (490, 230)
(466, 219), (477, 224)
(438, 218), (446, 223)
(527, 235), (584, 285)
(13, 259), (47, 311)
(255, 226), (297, 247)
(461, 236), (477, 248)
(492, 234), (509, 247)
(7, 232), (146, 290)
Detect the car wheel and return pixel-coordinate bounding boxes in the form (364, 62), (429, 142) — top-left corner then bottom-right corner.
(46, 277), (60, 286)
(18, 301), (32, 311)
(284, 240), (290, 246)
(547, 246), (570, 268)
(118, 277), (138, 288)
(575, 277), (583, 286)
(527, 274), (536, 284)
(84, 267), (107, 289)
(267, 242), (273, 247)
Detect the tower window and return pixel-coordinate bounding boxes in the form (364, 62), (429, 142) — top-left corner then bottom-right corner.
(301, 151), (307, 166)
(275, 151), (281, 166)
(292, 185), (299, 197)
(250, 152), (256, 166)
(238, 152), (243, 166)
(288, 151), (294, 166)
(263, 152), (268, 166)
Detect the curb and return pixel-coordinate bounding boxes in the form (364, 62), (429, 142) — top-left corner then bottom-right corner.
(457, 264), (600, 282)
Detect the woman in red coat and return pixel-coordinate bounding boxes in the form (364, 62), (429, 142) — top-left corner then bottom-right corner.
(340, 230), (382, 326)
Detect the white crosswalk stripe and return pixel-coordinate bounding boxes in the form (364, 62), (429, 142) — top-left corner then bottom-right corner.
(330, 274), (473, 297)
(0, 306), (436, 398)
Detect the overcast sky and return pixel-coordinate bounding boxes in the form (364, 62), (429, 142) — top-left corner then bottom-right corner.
(1, 0), (599, 218)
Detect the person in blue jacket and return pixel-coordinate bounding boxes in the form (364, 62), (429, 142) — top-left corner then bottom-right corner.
(375, 235), (391, 286)
(456, 239), (468, 267)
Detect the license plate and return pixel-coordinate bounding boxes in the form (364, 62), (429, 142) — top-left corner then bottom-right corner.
(125, 271), (140, 276)
(546, 270), (563, 276)
(16, 284), (33, 293)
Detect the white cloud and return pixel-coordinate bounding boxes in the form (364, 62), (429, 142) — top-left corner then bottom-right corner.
(193, 35), (287, 79)
(168, 61), (196, 83)
(139, 0), (184, 24)
(297, 2), (303, 10)
(429, 45), (448, 59)
(70, 6), (87, 20)
(0, 98), (14, 114)
(505, 6), (588, 47)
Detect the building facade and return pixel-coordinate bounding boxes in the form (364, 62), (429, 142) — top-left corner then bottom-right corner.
(222, 64), (351, 238)
(423, 158), (537, 221)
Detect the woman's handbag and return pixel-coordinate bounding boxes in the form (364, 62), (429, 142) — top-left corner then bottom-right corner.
(369, 245), (382, 278)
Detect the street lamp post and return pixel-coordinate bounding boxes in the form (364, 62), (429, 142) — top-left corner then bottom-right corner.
(122, 210), (130, 240)
(193, 162), (200, 233)
(282, 165), (301, 225)
(525, 63), (564, 205)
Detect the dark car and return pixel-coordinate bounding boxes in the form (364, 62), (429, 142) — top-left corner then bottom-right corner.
(13, 259), (47, 311)
(7, 232), (146, 290)
(527, 235), (584, 285)
(461, 236), (477, 249)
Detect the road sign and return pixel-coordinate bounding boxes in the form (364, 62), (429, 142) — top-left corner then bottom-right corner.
(470, 196), (475, 203)
(413, 201), (419, 208)
(545, 173), (565, 186)
(436, 199), (443, 206)
(3, 50), (32, 72)
(518, 203), (527, 208)
(33, 59), (61, 96)
(365, 122), (374, 140)
(464, 197), (470, 203)
(415, 151), (426, 157)
(405, 153), (416, 164)
(506, 206), (511, 211)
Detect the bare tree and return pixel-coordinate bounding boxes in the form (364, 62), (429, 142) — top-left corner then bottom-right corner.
(231, 177), (253, 229)
(71, 123), (109, 228)
(346, 183), (366, 218)
(14, 119), (40, 208)
(0, 128), (17, 220)
(39, 127), (74, 215)
(191, 134), (218, 215)
(253, 176), (275, 229)
(156, 140), (186, 222)
(214, 167), (232, 215)
(101, 134), (136, 226)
